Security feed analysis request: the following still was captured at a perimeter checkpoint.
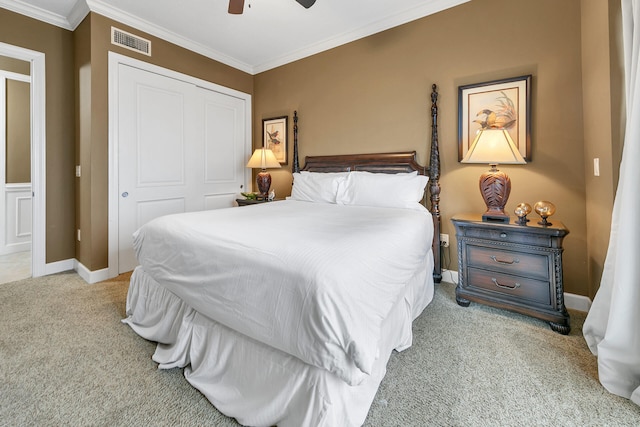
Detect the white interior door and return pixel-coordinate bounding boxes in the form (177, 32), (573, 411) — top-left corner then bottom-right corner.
(117, 64), (247, 273)
(197, 86), (247, 209)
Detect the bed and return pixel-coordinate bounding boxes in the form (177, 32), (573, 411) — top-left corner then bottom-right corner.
(122, 85), (442, 426)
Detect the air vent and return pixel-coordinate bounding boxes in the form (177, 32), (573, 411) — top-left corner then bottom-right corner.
(111, 27), (151, 56)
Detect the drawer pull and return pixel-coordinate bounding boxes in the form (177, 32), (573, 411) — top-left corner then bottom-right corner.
(500, 232), (507, 238)
(490, 255), (520, 265)
(492, 277), (521, 290)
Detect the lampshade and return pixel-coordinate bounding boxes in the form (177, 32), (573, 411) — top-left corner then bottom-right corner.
(246, 148), (281, 170)
(246, 148), (281, 198)
(462, 129), (526, 223)
(462, 129), (526, 165)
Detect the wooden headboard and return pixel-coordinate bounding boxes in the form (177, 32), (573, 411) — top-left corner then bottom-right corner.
(291, 84), (442, 283)
(300, 152), (426, 174)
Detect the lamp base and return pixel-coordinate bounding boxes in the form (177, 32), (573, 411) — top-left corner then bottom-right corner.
(479, 166), (511, 223)
(256, 170), (271, 198)
(482, 211), (511, 223)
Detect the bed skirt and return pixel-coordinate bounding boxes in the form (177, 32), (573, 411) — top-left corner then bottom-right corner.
(122, 259), (433, 426)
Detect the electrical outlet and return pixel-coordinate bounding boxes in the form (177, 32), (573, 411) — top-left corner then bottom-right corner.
(440, 233), (449, 247)
(77, 229), (81, 241)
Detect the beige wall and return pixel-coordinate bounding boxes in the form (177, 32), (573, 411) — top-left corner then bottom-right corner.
(0, 55), (30, 74)
(1, 0), (623, 297)
(74, 16), (92, 268)
(74, 13), (254, 270)
(1, 56), (31, 183)
(0, 8), (76, 263)
(581, 0), (624, 298)
(5, 79), (31, 183)
(254, 0), (617, 298)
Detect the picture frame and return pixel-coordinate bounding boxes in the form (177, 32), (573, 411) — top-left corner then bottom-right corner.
(263, 116), (288, 165)
(458, 75), (532, 162)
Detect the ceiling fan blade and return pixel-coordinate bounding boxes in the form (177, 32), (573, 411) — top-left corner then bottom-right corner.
(295, 0), (316, 8)
(228, 0), (245, 14)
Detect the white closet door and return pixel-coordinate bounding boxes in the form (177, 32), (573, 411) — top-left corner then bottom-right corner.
(194, 86), (247, 210)
(117, 64), (246, 273)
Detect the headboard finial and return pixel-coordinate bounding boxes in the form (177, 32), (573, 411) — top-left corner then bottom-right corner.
(293, 111), (300, 173)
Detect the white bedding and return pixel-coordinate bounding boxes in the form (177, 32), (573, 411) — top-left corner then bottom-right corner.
(132, 200), (434, 386)
(124, 257), (433, 426)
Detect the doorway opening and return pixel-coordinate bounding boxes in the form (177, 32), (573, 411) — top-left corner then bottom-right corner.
(0, 42), (46, 282)
(0, 61), (31, 284)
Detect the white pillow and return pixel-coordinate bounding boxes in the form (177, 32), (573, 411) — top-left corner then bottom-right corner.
(336, 171), (429, 209)
(290, 171), (348, 203)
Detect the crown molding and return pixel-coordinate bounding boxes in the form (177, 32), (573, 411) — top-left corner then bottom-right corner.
(67, 0), (89, 28)
(253, 0), (469, 73)
(2, 0), (467, 74)
(0, 0), (88, 30)
(86, 0), (254, 74)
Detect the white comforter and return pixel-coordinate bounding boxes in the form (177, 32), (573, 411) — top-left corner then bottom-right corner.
(133, 200), (433, 386)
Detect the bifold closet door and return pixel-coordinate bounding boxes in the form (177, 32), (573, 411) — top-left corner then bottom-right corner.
(117, 64), (246, 273)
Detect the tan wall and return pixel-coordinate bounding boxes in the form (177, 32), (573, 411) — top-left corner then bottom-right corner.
(581, 0), (624, 299)
(1, 0), (622, 296)
(0, 55), (30, 73)
(6, 79), (30, 183)
(0, 8), (76, 263)
(74, 16), (92, 268)
(255, 0), (596, 296)
(74, 13), (254, 270)
(1, 56), (31, 183)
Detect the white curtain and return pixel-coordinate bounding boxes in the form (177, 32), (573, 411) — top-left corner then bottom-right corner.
(583, 0), (640, 406)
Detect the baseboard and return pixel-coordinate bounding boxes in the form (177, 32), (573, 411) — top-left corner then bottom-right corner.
(74, 260), (111, 284)
(43, 258), (75, 276)
(39, 258), (111, 285)
(564, 293), (592, 312)
(439, 269), (592, 312)
(44, 262), (596, 310)
(441, 269), (458, 285)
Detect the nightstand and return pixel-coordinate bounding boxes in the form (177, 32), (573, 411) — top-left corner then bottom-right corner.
(451, 214), (570, 334)
(236, 198), (266, 206)
(235, 198), (279, 206)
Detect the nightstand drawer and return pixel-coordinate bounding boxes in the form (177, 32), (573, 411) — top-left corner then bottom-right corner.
(467, 267), (551, 306)
(466, 245), (549, 280)
(464, 227), (552, 247)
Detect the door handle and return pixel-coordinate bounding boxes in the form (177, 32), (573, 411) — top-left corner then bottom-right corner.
(121, 192), (129, 198)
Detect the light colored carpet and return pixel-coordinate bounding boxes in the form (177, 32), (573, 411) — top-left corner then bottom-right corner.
(0, 271), (638, 426)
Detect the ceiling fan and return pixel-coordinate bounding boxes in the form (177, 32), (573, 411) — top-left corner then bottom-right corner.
(228, 0), (317, 14)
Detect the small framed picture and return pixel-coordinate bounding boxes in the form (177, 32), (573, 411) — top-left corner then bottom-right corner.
(263, 116), (288, 165)
(458, 75), (532, 161)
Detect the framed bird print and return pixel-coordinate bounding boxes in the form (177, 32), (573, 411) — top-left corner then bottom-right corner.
(458, 75), (531, 161)
(263, 116), (288, 165)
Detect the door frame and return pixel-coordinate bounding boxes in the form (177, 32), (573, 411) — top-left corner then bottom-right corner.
(0, 42), (46, 278)
(107, 52), (252, 279)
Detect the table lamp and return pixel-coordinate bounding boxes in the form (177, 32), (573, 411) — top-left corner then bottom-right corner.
(461, 129), (526, 223)
(246, 148), (281, 198)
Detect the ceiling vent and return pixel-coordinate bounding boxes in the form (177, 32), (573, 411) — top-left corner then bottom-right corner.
(111, 27), (151, 56)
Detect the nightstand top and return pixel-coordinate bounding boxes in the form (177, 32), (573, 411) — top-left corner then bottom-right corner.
(235, 197), (282, 206)
(451, 213), (569, 236)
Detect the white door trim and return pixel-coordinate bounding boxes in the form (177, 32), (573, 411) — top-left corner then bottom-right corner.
(107, 52), (252, 280)
(0, 42), (46, 278)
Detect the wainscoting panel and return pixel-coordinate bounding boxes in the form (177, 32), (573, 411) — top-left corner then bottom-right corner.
(3, 183), (31, 255)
